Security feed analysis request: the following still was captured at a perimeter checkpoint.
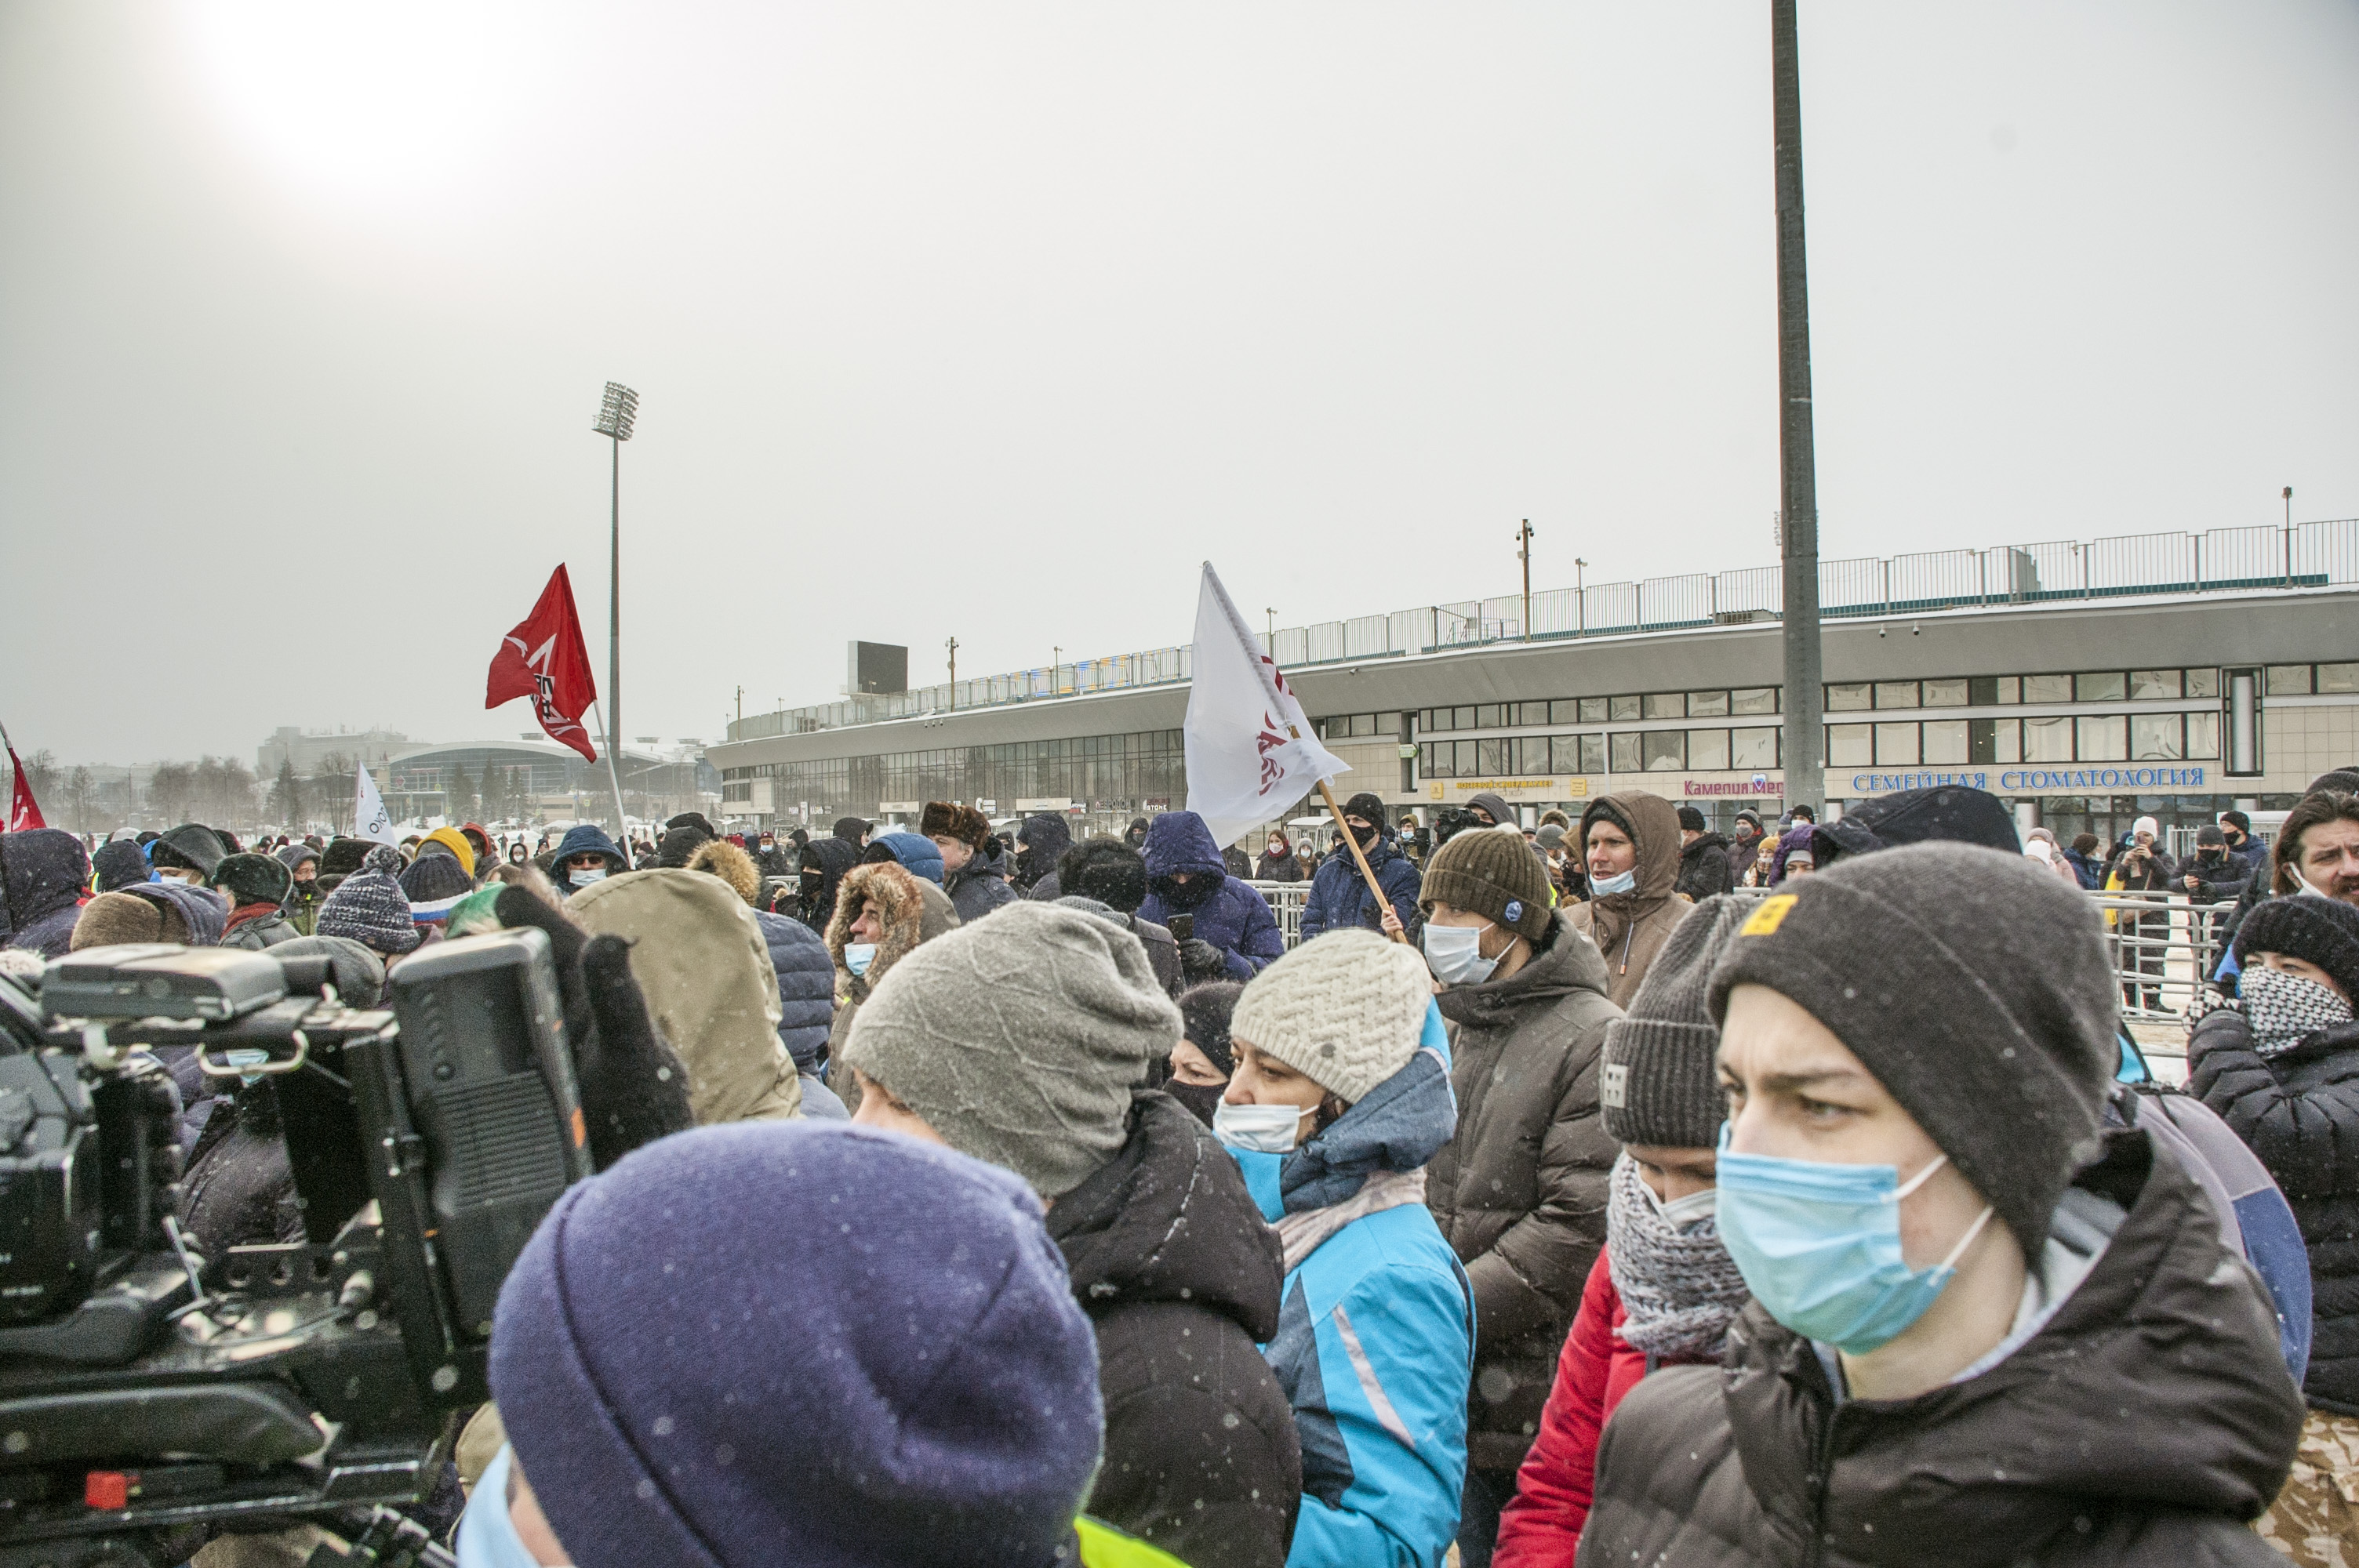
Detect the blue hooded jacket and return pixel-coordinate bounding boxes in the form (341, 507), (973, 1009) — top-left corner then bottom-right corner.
(751, 909), (846, 1118)
(1299, 833), (1422, 944)
(1138, 812), (1285, 982)
(551, 824), (630, 894)
(1, 829), (91, 959)
(1226, 1006), (1472, 1567)
(865, 832), (944, 886)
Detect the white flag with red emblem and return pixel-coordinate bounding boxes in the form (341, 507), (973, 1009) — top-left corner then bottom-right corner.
(1182, 562), (1347, 848)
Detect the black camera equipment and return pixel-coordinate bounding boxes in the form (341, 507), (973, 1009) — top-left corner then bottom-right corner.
(0, 931), (593, 1567)
(1431, 807), (1482, 846)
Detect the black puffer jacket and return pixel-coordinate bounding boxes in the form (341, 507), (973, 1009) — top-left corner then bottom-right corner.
(1424, 912), (1619, 1472)
(179, 1083), (304, 1263)
(2190, 1006), (2359, 1413)
(1045, 1091), (1302, 1568)
(1576, 1130), (2303, 1567)
(1676, 830), (1735, 902)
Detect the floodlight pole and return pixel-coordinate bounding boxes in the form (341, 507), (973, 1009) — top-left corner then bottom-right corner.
(593, 381), (638, 834)
(1772, 0), (1824, 818)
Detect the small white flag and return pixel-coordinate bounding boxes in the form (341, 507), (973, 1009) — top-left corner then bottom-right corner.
(1183, 562), (1348, 849)
(353, 762), (398, 847)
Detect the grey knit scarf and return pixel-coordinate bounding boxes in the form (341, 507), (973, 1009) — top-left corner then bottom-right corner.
(1604, 1151), (1750, 1359)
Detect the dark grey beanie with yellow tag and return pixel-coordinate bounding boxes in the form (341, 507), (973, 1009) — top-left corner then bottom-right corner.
(1707, 843), (2116, 1256)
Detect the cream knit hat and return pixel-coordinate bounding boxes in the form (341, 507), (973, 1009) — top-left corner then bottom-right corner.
(1229, 930), (1432, 1104)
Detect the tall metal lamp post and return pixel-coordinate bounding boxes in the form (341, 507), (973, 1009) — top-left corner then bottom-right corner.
(592, 382), (638, 831)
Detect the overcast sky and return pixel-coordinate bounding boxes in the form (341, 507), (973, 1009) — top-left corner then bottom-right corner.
(4, 2), (2354, 765)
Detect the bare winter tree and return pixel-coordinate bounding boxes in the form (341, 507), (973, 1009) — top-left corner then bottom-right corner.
(64, 767), (96, 834)
(308, 753), (354, 837)
(268, 760), (304, 830)
(148, 761), (196, 826)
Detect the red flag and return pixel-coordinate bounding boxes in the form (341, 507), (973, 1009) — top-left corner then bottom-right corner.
(5, 746), (43, 832)
(487, 566), (601, 763)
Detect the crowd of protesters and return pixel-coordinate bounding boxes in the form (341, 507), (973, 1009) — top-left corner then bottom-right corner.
(4, 764), (2359, 1566)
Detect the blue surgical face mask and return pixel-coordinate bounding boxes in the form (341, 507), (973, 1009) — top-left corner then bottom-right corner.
(568, 868), (605, 887)
(1712, 1124), (1996, 1356)
(458, 1444), (569, 1568)
(843, 942), (878, 978)
(1423, 920), (1497, 985)
(1590, 866), (1637, 897)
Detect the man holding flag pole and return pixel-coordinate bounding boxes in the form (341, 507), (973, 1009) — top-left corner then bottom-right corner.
(1181, 561), (1406, 945)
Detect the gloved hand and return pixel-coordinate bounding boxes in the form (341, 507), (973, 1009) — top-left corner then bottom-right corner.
(1179, 938), (1230, 982)
(493, 885), (693, 1170)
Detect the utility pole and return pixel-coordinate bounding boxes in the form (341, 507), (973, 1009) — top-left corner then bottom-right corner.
(1575, 558), (1588, 636)
(1517, 519), (1536, 639)
(736, 685), (744, 728)
(1265, 608), (1277, 656)
(1772, 0), (1824, 818)
(946, 636), (959, 709)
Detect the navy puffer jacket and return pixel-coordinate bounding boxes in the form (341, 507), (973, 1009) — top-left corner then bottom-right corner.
(1, 829), (91, 958)
(751, 909), (847, 1118)
(1299, 834), (1421, 943)
(1136, 811), (1285, 982)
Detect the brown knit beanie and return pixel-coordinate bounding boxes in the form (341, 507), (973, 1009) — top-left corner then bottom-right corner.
(1601, 895), (1752, 1147)
(72, 891), (191, 949)
(1419, 824), (1552, 942)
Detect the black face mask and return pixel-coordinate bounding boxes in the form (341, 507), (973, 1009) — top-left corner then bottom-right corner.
(1163, 1079), (1227, 1128)
(1350, 821), (1380, 850)
(1160, 873), (1218, 911)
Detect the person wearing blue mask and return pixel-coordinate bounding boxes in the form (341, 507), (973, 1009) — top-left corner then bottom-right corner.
(1564, 793), (1690, 1008)
(1219, 931), (1474, 1568)
(1576, 844), (2304, 1567)
(820, 862), (959, 1115)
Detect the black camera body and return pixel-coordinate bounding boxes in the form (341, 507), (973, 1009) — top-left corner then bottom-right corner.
(0, 931), (592, 1566)
(1432, 806), (1483, 845)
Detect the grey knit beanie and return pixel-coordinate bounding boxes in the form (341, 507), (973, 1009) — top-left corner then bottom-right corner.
(840, 900), (1180, 1198)
(1601, 895), (1752, 1148)
(1708, 842), (2116, 1256)
(1419, 824), (1552, 942)
(1229, 930), (1432, 1104)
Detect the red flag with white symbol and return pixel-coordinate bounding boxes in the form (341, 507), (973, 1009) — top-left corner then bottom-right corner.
(5, 746), (43, 832)
(486, 566), (601, 763)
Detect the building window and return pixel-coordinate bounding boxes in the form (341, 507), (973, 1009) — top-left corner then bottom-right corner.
(1610, 733), (1644, 773)
(1578, 734), (1607, 773)
(1875, 723), (1919, 765)
(2023, 716), (2072, 761)
(2266, 666), (2313, 696)
(1826, 684), (1871, 712)
(1477, 704), (1507, 728)
(1453, 706), (1477, 731)
(1514, 737), (1551, 773)
(1874, 682), (1920, 710)
(1580, 697), (1611, 724)
(2186, 711), (2221, 759)
(2185, 667), (2220, 699)
(1550, 699), (1583, 724)
(2129, 670), (2182, 700)
(1453, 740), (1479, 775)
(1923, 719), (1969, 765)
(1609, 695), (1641, 722)
(2318, 662), (2359, 695)
(2023, 674), (2072, 703)
(2075, 672), (2126, 703)
(1478, 739), (1510, 775)
(1732, 687), (1779, 716)
(1688, 690), (1730, 718)
(1827, 724), (1873, 766)
(1688, 729), (1730, 771)
(1971, 676), (2020, 705)
(1731, 728), (1779, 769)
(1419, 742), (1451, 779)
(2076, 715), (2128, 761)
(2130, 713), (2183, 760)
(1922, 678), (1968, 707)
(1643, 692), (1685, 721)
(1644, 731), (1685, 771)
(1550, 735), (1582, 773)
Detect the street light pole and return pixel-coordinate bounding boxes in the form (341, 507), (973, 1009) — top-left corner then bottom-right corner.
(1575, 559), (1587, 635)
(1517, 519), (1535, 638)
(1772, 1), (1824, 818)
(591, 382), (638, 833)
(947, 637), (959, 709)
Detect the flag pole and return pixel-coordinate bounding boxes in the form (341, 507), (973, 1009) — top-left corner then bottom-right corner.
(590, 699), (631, 840)
(1290, 725), (1407, 945)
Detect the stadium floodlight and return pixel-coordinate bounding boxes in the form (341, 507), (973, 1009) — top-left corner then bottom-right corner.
(594, 382), (638, 441)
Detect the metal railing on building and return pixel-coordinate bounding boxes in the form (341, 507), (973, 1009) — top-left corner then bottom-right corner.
(728, 518), (2359, 742)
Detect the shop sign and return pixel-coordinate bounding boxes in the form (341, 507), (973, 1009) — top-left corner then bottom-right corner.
(1844, 766), (2209, 797)
(1425, 777), (1590, 804)
(1684, 775), (1783, 799)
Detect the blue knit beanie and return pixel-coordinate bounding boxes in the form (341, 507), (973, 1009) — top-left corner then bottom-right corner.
(490, 1121), (1105, 1568)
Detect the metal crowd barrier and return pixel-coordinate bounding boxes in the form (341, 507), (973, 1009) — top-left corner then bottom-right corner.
(1244, 881), (1310, 947)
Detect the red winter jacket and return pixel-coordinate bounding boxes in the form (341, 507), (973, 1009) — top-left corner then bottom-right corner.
(1492, 1249), (1714, 1565)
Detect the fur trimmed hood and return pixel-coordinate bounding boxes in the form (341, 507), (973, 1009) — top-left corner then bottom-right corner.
(686, 837), (761, 906)
(824, 862), (961, 1000)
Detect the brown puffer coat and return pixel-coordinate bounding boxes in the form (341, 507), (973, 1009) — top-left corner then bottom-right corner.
(1424, 912), (1622, 1472)
(1576, 1130), (2303, 1568)
(823, 862), (961, 1113)
(1564, 792), (1692, 1008)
